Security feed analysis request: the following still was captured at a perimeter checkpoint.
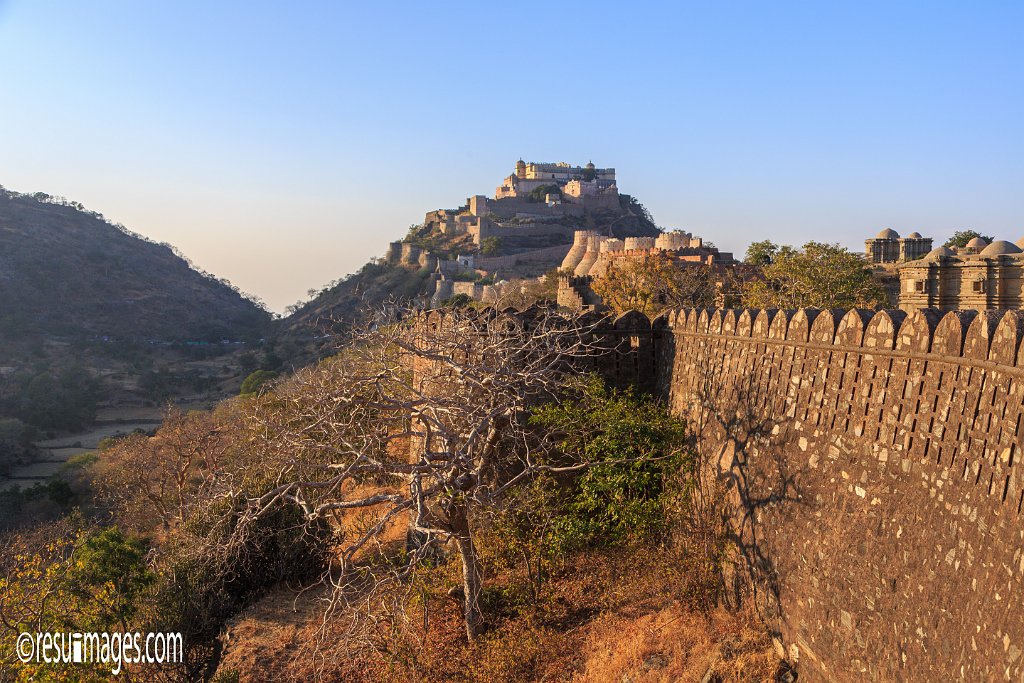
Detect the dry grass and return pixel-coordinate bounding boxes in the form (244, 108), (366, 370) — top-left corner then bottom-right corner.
(575, 605), (777, 682)
(214, 545), (782, 683)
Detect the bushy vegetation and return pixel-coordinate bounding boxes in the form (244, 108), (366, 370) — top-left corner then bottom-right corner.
(526, 184), (561, 203)
(0, 418), (35, 477)
(0, 521), (154, 679)
(592, 252), (720, 316)
(528, 375), (690, 548)
(1, 403), (337, 680)
(0, 479), (76, 531)
(480, 236), (502, 256)
(239, 369), (278, 395)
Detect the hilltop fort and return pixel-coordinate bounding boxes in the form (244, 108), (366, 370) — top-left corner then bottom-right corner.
(381, 160), (664, 304)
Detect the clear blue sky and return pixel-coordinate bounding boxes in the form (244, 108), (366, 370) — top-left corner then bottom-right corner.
(1, 1), (1021, 312)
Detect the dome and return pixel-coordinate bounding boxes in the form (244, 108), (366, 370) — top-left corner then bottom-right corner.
(965, 236), (988, 248)
(1015, 237), (1024, 250)
(980, 240), (1022, 256)
(585, 161), (596, 169)
(906, 231), (922, 239)
(924, 247), (953, 260)
(876, 228), (900, 239)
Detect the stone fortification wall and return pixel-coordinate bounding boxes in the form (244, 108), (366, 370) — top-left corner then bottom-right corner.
(474, 244), (573, 272)
(661, 307), (1024, 682)
(578, 191), (621, 212)
(555, 275), (600, 310)
(470, 220), (576, 244)
(484, 197), (585, 220)
(655, 230), (701, 250)
(624, 236), (656, 250)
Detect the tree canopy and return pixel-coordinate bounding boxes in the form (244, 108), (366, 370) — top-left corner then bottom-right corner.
(741, 241), (887, 310)
(943, 229), (995, 249)
(744, 240), (778, 266)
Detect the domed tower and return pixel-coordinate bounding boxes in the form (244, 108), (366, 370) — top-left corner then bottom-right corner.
(898, 231), (932, 261)
(962, 236), (989, 254)
(865, 228), (900, 263)
(515, 159), (526, 178)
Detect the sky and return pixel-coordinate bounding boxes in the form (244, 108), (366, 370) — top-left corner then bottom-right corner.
(1, 1), (1021, 313)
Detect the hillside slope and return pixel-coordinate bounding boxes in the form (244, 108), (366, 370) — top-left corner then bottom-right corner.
(0, 189), (270, 342)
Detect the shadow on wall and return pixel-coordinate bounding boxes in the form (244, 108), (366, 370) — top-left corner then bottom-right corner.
(661, 305), (1024, 682)
(668, 313), (806, 652)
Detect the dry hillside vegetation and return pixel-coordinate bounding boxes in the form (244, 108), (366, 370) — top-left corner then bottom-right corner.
(1, 308), (784, 682)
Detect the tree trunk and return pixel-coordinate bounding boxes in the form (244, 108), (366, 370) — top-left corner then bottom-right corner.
(448, 498), (483, 640)
(455, 531), (484, 641)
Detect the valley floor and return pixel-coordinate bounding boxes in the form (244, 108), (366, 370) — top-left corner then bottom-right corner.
(0, 410), (163, 492)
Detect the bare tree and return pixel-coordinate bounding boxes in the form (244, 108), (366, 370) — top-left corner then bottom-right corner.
(229, 305), (608, 641)
(92, 407), (238, 532)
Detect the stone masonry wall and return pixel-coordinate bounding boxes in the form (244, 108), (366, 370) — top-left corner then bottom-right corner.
(660, 307), (1024, 682)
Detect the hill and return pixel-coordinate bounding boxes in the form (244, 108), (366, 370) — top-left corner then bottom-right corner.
(0, 188), (271, 344)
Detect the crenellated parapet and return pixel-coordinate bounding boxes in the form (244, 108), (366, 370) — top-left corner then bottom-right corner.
(663, 306), (1024, 371)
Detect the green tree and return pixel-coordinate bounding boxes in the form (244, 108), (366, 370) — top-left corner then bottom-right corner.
(260, 350), (283, 371)
(741, 241), (886, 309)
(440, 293), (474, 308)
(744, 239), (778, 266)
(527, 184), (561, 203)
(16, 365), (99, 431)
(240, 370), (278, 395)
(943, 229), (995, 249)
(480, 236), (502, 256)
(238, 351), (259, 374)
(0, 418), (34, 476)
(66, 528), (155, 630)
(528, 375), (691, 548)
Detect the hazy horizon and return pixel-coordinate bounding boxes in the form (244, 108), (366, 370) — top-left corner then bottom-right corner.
(2, 1), (1021, 313)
